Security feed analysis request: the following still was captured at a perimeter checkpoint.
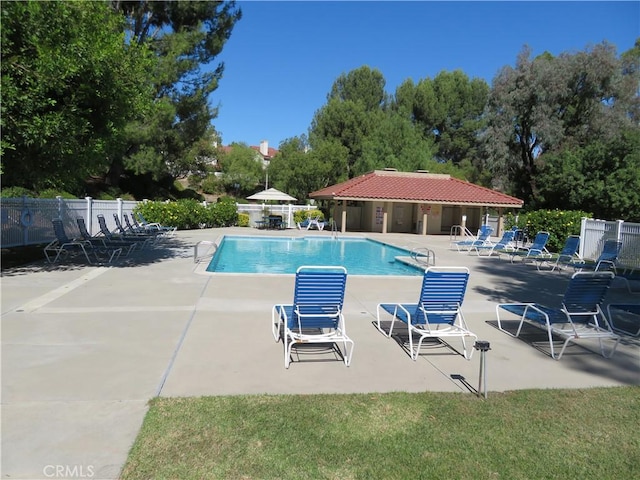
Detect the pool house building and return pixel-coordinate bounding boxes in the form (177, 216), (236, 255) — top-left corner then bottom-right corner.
(309, 169), (524, 236)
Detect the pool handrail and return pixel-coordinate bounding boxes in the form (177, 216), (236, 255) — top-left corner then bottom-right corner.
(194, 240), (216, 264)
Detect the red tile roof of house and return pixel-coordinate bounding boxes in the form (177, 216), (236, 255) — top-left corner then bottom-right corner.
(250, 145), (278, 158)
(220, 145), (279, 158)
(310, 170), (523, 208)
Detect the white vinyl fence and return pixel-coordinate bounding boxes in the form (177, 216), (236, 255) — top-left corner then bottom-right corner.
(3, 196), (640, 272)
(1, 197), (318, 248)
(1, 197), (139, 248)
(236, 203), (315, 229)
(579, 218), (640, 272)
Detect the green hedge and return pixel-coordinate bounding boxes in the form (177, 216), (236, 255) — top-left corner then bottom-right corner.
(293, 209), (324, 224)
(237, 213), (250, 227)
(503, 209), (592, 252)
(133, 197), (238, 230)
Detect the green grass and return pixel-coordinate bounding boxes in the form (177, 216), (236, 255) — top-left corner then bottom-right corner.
(121, 387), (640, 480)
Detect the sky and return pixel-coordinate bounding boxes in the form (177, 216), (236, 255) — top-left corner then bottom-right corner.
(210, 1), (639, 149)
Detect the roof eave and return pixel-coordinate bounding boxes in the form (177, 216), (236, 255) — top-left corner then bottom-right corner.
(311, 195), (523, 208)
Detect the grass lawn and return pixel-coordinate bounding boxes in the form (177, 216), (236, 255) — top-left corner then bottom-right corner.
(121, 387), (639, 480)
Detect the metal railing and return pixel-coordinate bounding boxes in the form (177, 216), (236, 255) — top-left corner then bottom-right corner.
(449, 225), (475, 242)
(194, 240), (216, 264)
(410, 247), (436, 267)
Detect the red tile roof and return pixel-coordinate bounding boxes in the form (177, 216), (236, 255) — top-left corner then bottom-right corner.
(250, 145), (279, 158)
(310, 170), (523, 208)
(220, 145), (279, 158)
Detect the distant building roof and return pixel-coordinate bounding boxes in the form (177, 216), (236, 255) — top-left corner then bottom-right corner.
(250, 145), (278, 159)
(310, 170), (523, 208)
(220, 143), (279, 159)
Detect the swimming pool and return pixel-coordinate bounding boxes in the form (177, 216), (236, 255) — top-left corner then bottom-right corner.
(206, 236), (422, 276)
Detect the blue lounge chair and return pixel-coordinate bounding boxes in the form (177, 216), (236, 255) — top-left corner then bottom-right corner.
(272, 266), (353, 368)
(297, 215), (325, 231)
(44, 219), (121, 264)
(496, 272), (620, 360)
(124, 213), (166, 238)
(571, 240), (622, 273)
(534, 235), (581, 271)
(76, 217), (137, 256)
(569, 240), (635, 292)
(606, 304), (640, 337)
(506, 231), (551, 264)
(113, 213), (158, 242)
(135, 212), (177, 235)
(96, 214), (150, 250)
(375, 266), (476, 360)
(451, 224), (493, 252)
(471, 229), (516, 256)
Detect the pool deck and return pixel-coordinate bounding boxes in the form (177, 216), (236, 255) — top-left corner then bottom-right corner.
(2, 227), (639, 479)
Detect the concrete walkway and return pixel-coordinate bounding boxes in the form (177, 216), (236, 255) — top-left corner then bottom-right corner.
(2, 227), (639, 479)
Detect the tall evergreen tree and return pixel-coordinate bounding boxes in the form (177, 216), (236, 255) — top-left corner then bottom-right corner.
(108, 1), (241, 187)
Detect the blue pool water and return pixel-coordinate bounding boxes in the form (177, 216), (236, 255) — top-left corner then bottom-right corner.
(206, 236), (421, 276)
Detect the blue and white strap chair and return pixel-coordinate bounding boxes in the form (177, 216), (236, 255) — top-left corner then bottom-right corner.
(452, 225), (494, 252)
(376, 266), (476, 360)
(272, 266), (353, 368)
(496, 271), (620, 360)
(506, 231), (551, 264)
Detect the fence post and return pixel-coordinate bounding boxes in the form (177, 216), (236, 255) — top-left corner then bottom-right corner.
(117, 198), (123, 223)
(21, 196), (29, 245)
(56, 195), (64, 219)
(579, 217), (587, 259)
(616, 219), (624, 242)
(85, 197), (93, 235)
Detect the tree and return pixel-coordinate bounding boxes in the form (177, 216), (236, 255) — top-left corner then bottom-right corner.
(354, 112), (436, 175)
(329, 66), (387, 111)
(218, 143), (264, 196)
(1, 0), (154, 193)
(482, 42), (639, 206)
(536, 129), (640, 222)
(310, 66), (387, 178)
(268, 137), (348, 202)
(107, 1), (241, 188)
(396, 71), (489, 167)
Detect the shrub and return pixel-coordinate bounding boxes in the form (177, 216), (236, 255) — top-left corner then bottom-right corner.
(38, 189), (77, 199)
(207, 196), (238, 227)
(0, 186), (35, 198)
(201, 174), (224, 195)
(187, 174), (204, 190)
(133, 197), (238, 230)
(237, 212), (250, 227)
(293, 209), (324, 224)
(505, 209), (592, 252)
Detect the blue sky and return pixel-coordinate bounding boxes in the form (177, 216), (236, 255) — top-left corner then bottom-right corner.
(210, 1), (639, 149)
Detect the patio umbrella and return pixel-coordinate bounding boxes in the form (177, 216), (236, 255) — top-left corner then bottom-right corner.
(247, 187), (297, 202)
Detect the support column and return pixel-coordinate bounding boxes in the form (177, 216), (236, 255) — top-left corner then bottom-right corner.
(382, 209), (388, 234)
(422, 213), (428, 235)
(341, 201), (347, 233)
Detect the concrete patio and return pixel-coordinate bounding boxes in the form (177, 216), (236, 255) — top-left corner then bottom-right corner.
(2, 227), (639, 479)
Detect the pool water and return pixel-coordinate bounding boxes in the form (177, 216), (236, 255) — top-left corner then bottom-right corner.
(206, 236), (421, 276)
